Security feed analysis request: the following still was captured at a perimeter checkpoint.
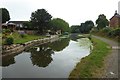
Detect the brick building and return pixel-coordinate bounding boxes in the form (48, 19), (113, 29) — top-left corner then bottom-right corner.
(109, 11), (120, 28)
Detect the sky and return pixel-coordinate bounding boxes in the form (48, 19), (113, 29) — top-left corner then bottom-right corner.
(0, 0), (120, 26)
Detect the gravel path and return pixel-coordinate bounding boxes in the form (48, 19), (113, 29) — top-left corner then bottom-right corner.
(92, 35), (119, 78)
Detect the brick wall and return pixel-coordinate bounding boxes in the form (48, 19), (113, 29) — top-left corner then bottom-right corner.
(110, 16), (120, 28)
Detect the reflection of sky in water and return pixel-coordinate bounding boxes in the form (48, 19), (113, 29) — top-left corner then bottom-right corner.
(2, 38), (91, 78)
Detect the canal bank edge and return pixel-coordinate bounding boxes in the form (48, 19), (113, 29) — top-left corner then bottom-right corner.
(1, 35), (59, 57)
(69, 36), (111, 78)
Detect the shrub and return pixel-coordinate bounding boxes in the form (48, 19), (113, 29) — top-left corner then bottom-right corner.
(2, 29), (11, 34)
(5, 37), (14, 45)
(18, 31), (26, 38)
(108, 28), (120, 37)
(101, 27), (111, 33)
(90, 27), (99, 33)
(20, 34), (26, 38)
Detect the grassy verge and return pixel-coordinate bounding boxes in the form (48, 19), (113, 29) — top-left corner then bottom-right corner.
(3, 32), (46, 44)
(69, 37), (111, 78)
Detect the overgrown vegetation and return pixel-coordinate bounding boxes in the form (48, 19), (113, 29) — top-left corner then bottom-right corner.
(91, 27), (120, 42)
(5, 37), (14, 45)
(69, 37), (111, 78)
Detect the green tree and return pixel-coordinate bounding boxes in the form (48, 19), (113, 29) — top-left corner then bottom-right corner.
(70, 25), (80, 33)
(96, 14), (109, 29)
(49, 18), (70, 33)
(0, 8), (10, 23)
(84, 20), (94, 33)
(30, 9), (52, 34)
(79, 23), (87, 33)
(23, 21), (33, 30)
(79, 20), (94, 33)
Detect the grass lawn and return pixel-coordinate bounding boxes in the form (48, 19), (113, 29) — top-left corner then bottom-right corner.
(4, 32), (46, 44)
(69, 37), (111, 78)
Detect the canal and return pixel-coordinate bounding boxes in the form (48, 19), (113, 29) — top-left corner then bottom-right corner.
(2, 37), (92, 78)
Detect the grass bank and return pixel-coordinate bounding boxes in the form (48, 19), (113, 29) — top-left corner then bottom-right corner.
(69, 37), (111, 78)
(3, 32), (46, 44)
(13, 32), (45, 44)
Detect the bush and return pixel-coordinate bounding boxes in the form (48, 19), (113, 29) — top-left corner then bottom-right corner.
(90, 27), (99, 33)
(101, 27), (111, 33)
(20, 34), (26, 38)
(2, 29), (11, 34)
(108, 28), (120, 37)
(18, 31), (26, 38)
(5, 37), (14, 45)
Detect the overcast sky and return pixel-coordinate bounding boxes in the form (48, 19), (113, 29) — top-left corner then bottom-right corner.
(0, 0), (120, 26)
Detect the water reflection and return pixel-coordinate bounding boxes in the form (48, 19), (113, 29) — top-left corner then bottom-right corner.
(2, 53), (22, 67)
(29, 46), (54, 67)
(48, 38), (70, 51)
(28, 38), (70, 67)
(2, 38), (70, 67)
(2, 37), (92, 78)
(2, 55), (15, 67)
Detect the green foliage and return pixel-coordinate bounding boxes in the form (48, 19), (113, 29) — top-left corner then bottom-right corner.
(70, 25), (80, 33)
(12, 32), (45, 44)
(49, 18), (70, 33)
(108, 28), (120, 37)
(101, 27), (112, 33)
(30, 9), (52, 34)
(0, 8), (10, 23)
(80, 20), (94, 33)
(5, 37), (14, 45)
(96, 14), (109, 29)
(23, 21), (33, 30)
(90, 27), (99, 33)
(20, 34), (26, 38)
(71, 20), (94, 34)
(2, 29), (11, 34)
(2, 29), (11, 39)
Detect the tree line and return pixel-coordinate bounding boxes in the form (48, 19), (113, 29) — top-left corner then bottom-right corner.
(71, 20), (94, 33)
(71, 14), (109, 33)
(0, 8), (70, 35)
(0, 8), (110, 34)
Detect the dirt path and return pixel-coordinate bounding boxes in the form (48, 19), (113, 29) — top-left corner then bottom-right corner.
(92, 35), (119, 78)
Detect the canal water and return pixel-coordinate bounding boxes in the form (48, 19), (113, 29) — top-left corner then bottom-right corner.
(2, 37), (92, 78)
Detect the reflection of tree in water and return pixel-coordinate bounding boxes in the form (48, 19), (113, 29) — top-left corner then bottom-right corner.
(48, 38), (70, 51)
(70, 34), (79, 41)
(30, 46), (54, 67)
(2, 55), (15, 67)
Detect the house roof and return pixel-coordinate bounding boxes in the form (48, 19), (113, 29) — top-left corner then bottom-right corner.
(110, 12), (120, 20)
(2, 23), (7, 26)
(8, 21), (28, 24)
(2, 23), (16, 27)
(7, 23), (16, 25)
